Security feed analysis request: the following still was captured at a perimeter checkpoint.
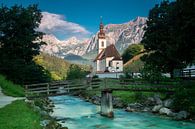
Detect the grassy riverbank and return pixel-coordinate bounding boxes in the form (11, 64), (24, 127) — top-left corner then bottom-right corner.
(0, 100), (42, 129)
(0, 74), (24, 97)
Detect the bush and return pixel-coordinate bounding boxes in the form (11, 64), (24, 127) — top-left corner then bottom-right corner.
(66, 64), (89, 80)
(0, 74), (25, 97)
(173, 81), (195, 113)
(141, 64), (163, 83)
(122, 44), (144, 63)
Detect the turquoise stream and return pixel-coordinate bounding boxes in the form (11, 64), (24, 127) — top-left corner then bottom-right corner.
(50, 96), (195, 129)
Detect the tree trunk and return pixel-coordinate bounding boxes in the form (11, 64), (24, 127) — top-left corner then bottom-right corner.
(170, 70), (174, 79)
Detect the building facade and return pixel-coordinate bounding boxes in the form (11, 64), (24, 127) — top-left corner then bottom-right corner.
(94, 19), (123, 73)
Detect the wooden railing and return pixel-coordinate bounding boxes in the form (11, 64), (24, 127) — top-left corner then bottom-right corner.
(25, 79), (102, 98)
(25, 78), (177, 98)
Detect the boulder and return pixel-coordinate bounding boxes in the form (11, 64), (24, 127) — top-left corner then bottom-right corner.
(40, 110), (48, 116)
(152, 105), (163, 113)
(144, 97), (156, 106)
(142, 107), (152, 112)
(154, 95), (163, 105)
(113, 97), (124, 108)
(128, 103), (143, 108)
(40, 120), (50, 127)
(159, 107), (172, 116)
(163, 99), (173, 108)
(34, 105), (41, 112)
(91, 96), (100, 105)
(174, 111), (189, 120)
(126, 107), (136, 112)
(126, 103), (143, 112)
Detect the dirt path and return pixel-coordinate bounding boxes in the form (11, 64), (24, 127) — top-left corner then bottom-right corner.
(0, 87), (24, 108)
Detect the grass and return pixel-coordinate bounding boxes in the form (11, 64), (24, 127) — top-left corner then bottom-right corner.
(0, 74), (25, 97)
(0, 100), (42, 129)
(112, 91), (166, 105)
(82, 78), (170, 105)
(124, 53), (145, 73)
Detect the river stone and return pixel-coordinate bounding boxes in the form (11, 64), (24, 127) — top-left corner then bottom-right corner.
(128, 103), (143, 108)
(152, 105), (163, 113)
(143, 107), (152, 112)
(126, 107), (136, 112)
(154, 95), (163, 105)
(34, 105), (41, 112)
(40, 110), (48, 116)
(113, 97), (124, 108)
(144, 97), (156, 106)
(174, 111), (189, 120)
(159, 107), (172, 116)
(40, 120), (50, 127)
(163, 99), (173, 108)
(91, 96), (100, 105)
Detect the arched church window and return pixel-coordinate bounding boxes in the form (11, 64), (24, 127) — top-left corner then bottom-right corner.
(101, 41), (104, 47)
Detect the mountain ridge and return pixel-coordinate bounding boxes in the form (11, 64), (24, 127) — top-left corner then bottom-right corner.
(40, 16), (147, 61)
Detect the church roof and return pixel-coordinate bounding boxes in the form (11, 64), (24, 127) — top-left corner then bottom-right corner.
(94, 44), (122, 62)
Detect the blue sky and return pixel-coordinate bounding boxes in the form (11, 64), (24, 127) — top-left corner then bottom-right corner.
(0, 0), (163, 40)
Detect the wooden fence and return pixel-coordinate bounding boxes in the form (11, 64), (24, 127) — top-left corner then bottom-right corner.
(25, 78), (177, 98)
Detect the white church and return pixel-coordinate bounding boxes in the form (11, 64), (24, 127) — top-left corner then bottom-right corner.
(93, 19), (123, 76)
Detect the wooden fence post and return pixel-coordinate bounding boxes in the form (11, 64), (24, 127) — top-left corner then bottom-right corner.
(104, 78), (107, 89)
(25, 85), (28, 97)
(47, 83), (49, 95)
(67, 81), (70, 93)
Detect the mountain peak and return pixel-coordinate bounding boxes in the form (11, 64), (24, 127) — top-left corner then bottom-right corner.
(41, 16), (147, 60)
(132, 16), (147, 24)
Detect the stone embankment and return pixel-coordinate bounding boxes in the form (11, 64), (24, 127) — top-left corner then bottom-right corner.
(78, 93), (192, 121)
(25, 98), (68, 129)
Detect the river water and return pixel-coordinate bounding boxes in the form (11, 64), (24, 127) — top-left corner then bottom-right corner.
(50, 96), (195, 129)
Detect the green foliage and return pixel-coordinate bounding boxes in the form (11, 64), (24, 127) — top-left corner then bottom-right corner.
(142, 0), (195, 77)
(0, 4), (50, 84)
(122, 44), (144, 63)
(34, 53), (90, 80)
(34, 53), (71, 80)
(0, 100), (42, 129)
(124, 58), (144, 73)
(0, 74), (24, 97)
(173, 81), (195, 113)
(66, 64), (89, 80)
(141, 64), (163, 83)
(113, 91), (157, 104)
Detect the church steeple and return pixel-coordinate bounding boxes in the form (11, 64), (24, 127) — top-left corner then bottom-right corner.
(98, 16), (106, 39)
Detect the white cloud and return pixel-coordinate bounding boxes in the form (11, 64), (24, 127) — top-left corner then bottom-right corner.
(38, 12), (90, 39)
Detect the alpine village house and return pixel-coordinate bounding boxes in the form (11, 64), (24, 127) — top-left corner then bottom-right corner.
(93, 19), (123, 77)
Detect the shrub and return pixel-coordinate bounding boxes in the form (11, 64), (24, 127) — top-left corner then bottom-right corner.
(173, 81), (195, 113)
(0, 74), (25, 97)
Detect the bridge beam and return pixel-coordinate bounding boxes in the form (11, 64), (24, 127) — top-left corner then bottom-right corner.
(100, 89), (114, 118)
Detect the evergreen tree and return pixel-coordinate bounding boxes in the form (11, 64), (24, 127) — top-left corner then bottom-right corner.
(141, 0), (195, 78)
(0, 4), (50, 84)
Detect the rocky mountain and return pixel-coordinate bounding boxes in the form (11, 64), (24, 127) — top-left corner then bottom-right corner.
(85, 16), (147, 54)
(40, 16), (147, 60)
(40, 35), (89, 58)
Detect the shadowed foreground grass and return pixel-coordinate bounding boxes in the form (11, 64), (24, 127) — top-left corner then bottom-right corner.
(0, 74), (25, 97)
(0, 100), (42, 129)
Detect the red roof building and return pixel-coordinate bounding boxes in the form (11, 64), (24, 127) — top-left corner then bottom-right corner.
(94, 19), (123, 73)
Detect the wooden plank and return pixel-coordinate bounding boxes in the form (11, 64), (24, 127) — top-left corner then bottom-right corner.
(26, 86), (88, 94)
(28, 87), (48, 91)
(26, 83), (48, 87)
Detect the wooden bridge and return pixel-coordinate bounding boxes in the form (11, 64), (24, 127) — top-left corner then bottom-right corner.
(25, 78), (176, 118)
(25, 78), (175, 98)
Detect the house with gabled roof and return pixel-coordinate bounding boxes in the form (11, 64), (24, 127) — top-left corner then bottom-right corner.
(93, 19), (123, 74)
